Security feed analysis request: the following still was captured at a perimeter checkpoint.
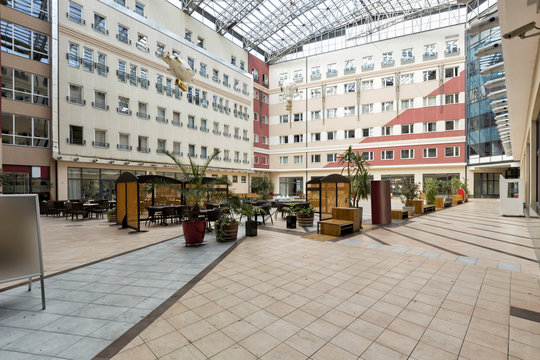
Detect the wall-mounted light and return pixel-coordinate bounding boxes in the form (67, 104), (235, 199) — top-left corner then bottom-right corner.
(74, 157), (80, 161)
(124, 161), (130, 165)
(56, 156), (63, 160)
(109, 160), (115, 164)
(92, 159), (98, 162)
(138, 162), (144, 166)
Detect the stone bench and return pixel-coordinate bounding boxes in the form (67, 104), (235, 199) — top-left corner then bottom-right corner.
(317, 219), (354, 236)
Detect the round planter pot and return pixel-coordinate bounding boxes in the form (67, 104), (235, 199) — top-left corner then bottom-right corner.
(297, 214), (314, 227)
(245, 220), (257, 237)
(286, 215), (297, 229)
(182, 220), (206, 245)
(216, 222), (238, 242)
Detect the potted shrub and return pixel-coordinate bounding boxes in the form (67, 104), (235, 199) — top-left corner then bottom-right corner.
(296, 203), (315, 227)
(424, 178), (437, 206)
(164, 149), (219, 245)
(398, 179), (419, 216)
(214, 195), (241, 242)
(240, 203), (265, 236)
(107, 207), (117, 222)
(286, 204), (297, 229)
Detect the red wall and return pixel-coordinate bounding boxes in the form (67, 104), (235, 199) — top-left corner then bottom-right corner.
(249, 54), (270, 167)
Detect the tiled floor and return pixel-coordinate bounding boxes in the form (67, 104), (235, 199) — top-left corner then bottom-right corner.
(0, 230), (239, 359)
(110, 200), (540, 359)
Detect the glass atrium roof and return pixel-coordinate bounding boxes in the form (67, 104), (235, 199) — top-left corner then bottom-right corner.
(181, 0), (466, 63)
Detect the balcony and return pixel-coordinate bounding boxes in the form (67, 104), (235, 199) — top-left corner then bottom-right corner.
(214, 156), (221, 161)
(233, 134), (241, 140)
(223, 81), (230, 88)
(165, 87), (173, 97)
(344, 67), (356, 75)
(156, 83), (164, 94)
(82, 59), (94, 72)
(67, 96), (85, 105)
(212, 75), (220, 83)
(224, 107), (231, 115)
(96, 63), (109, 75)
(172, 120), (183, 127)
(234, 159), (241, 163)
(117, 108), (131, 115)
(67, 138), (85, 145)
(223, 157), (231, 162)
(242, 89), (250, 96)
(199, 69), (208, 78)
(136, 43), (149, 53)
(326, 69), (337, 78)
(294, 76), (303, 83)
(310, 73), (321, 81)
(401, 56), (415, 65)
(187, 124), (197, 130)
(172, 151), (183, 156)
(156, 116), (168, 124)
(137, 112), (150, 119)
(155, 49), (164, 58)
(116, 34), (131, 45)
(92, 141), (109, 148)
(174, 88), (181, 100)
(116, 70), (127, 82)
(200, 154), (208, 159)
(243, 113), (249, 120)
(137, 147), (150, 153)
(200, 127), (209, 133)
(92, 23), (108, 35)
(92, 102), (109, 110)
(263, 78), (269, 86)
(212, 129), (221, 135)
(140, 78), (149, 89)
(361, 64), (374, 71)
(445, 48), (460, 57)
(188, 153), (198, 158)
(242, 160), (250, 164)
(223, 132), (231, 138)
(66, 53), (80, 67)
(156, 149), (166, 154)
(117, 144), (132, 151)
(381, 60), (394, 68)
(242, 137), (249, 141)
(423, 52), (438, 61)
(201, 99), (208, 108)
(67, 12), (85, 25)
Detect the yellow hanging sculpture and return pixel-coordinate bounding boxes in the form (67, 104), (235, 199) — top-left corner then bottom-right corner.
(162, 52), (195, 91)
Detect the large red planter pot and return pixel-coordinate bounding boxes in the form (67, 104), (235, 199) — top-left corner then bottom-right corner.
(182, 220), (206, 245)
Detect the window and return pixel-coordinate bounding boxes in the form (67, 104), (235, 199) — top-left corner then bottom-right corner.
(344, 106), (355, 116)
(362, 128), (373, 137)
(293, 113), (303, 122)
(279, 115), (289, 123)
(344, 129), (355, 139)
(157, 107), (167, 123)
(361, 80), (373, 90)
(68, 42), (79, 67)
(155, 43), (165, 58)
(68, 84), (83, 105)
(423, 148), (437, 158)
(327, 131), (336, 140)
(362, 152), (373, 161)
(5, 0), (49, 20)
(279, 136), (288, 144)
(326, 86), (337, 96)
(117, 60), (126, 82)
(262, 74), (268, 85)
(97, 53), (107, 76)
(1, 67), (49, 105)
(293, 70), (303, 82)
(262, 156), (268, 165)
(424, 44), (436, 57)
(401, 149), (414, 159)
(115, 0), (126, 6)
(401, 99), (414, 109)
(279, 156), (289, 165)
(157, 139), (166, 153)
(135, 2), (145, 16)
(311, 154), (321, 163)
(382, 126), (393, 136)
(326, 109), (337, 118)
(231, 55), (236, 66)
(199, 63), (207, 77)
(402, 48), (413, 60)
(423, 96), (436, 107)
(94, 129), (107, 148)
(310, 66), (322, 79)
(136, 34), (148, 52)
(445, 120), (458, 131)
(173, 142), (181, 156)
(223, 149), (230, 160)
(1, 20), (50, 64)
(93, 13), (107, 34)
(241, 175), (247, 183)
(156, 75), (163, 94)
(200, 146), (207, 159)
(262, 115), (269, 124)
(293, 155), (303, 164)
(129, 65), (137, 86)
(382, 76), (394, 87)
(344, 59), (355, 72)
(118, 97), (130, 114)
(310, 88), (322, 98)
(382, 101), (394, 112)
(382, 52), (393, 65)
(184, 29), (192, 42)
(69, 125), (84, 145)
(262, 136), (268, 145)
(445, 67), (459, 78)
(381, 150), (394, 160)
(311, 111), (321, 120)
(83, 48), (93, 72)
(137, 102), (148, 119)
(401, 124), (414, 134)
(327, 154), (338, 162)
(423, 122), (436, 132)
(117, 25), (129, 44)
(400, 73), (413, 85)
(68, 2), (84, 24)
(445, 40), (458, 54)
(362, 104), (374, 114)
(254, 134), (259, 143)
(344, 83), (356, 93)
(311, 133), (321, 142)
(188, 144), (196, 157)
(424, 70), (437, 81)
(187, 115), (195, 129)
(262, 95), (269, 104)
(445, 146), (460, 157)
(1, 113), (49, 147)
(293, 134), (303, 143)
(445, 93), (459, 104)
(94, 91), (107, 110)
(188, 57), (195, 72)
(362, 56), (373, 69)
(327, 63), (337, 76)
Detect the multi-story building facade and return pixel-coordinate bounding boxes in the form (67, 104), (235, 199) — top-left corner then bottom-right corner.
(55, 0), (253, 200)
(249, 54), (270, 172)
(267, 25), (467, 196)
(1, 0), (52, 198)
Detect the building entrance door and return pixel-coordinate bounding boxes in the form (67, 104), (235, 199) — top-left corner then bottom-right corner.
(100, 180), (116, 200)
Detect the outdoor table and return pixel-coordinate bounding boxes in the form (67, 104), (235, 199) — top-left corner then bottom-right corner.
(83, 203), (99, 219)
(147, 204), (180, 225)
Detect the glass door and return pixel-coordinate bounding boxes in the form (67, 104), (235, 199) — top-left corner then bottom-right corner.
(100, 179), (116, 201)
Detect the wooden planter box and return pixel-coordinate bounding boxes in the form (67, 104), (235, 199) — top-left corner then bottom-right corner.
(452, 194), (463, 206)
(332, 207), (362, 232)
(412, 199), (424, 215)
(435, 197), (445, 209)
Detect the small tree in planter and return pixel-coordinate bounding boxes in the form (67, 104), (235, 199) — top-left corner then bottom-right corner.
(424, 178), (437, 205)
(296, 204), (315, 227)
(398, 179), (420, 207)
(338, 146), (370, 207)
(251, 177), (274, 200)
(164, 150), (219, 245)
(107, 207), (117, 222)
(240, 203), (266, 236)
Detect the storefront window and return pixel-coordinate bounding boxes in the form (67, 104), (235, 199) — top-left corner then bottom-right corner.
(279, 177), (303, 196)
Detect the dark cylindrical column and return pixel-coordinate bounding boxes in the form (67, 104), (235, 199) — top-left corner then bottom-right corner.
(371, 180), (391, 225)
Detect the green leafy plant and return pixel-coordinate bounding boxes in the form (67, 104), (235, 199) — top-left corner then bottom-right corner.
(438, 180), (452, 197)
(398, 179), (420, 205)
(451, 177), (461, 195)
(424, 178), (437, 205)
(107, 207), (117, 222)
(460, 178), (469, 195)
(338, 146), (370, 207)
(164, 150), (219, 221)
(251, 177), (274, 200)
(239, 203), (266, 222)
(295, 203), (315, 216)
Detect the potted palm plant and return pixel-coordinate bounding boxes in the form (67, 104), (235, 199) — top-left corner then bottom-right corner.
(240, 203), (265, 236)
(286, 204), (297, 229)
(296, 204), (315, 227)
(164, 149), (219, 245)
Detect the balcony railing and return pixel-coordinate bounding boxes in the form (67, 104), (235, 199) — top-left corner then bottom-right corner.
(344, 67), (356, 75)
(172, 151), (183, 156)
(156, 149), (166, 154)
(445, 48), (460, 57)
(96, 63), (109, 75)
(188, 153), (197, 158)
(294, 76), (303, 83)
(381, 60), (394, 68)
(423, 52), (438, 61)
(212, 75), (220, 83)
(67, 96), (85, 105)
(326, 69), (337, 78)
(234, 159), (241, 163)
(200, 154), (208, 159)
(172, 120), (183, 127)
(67, 12), (85, 25)
(361, 63), (374, 71)
(136, 43), (149, 52)
(200, 127), (209, 133)
(116, 34), (131, 44)
(137, 112), (150, 119)
(67, 138), (85, 145)
(117, 144), (132, 151)
(92, 23), (108, 35)
(187, 124), (197, 130)
(199, 69), (208, 78)
(116, 70), (127, 82)
(117, 107), (131, 115)
(233, 134), (241, 140)
(137, 147), (150, 153)
(156, 116), (168, 123)
(92, 102), (109, 110)
(140, 78), (149, 89)
(156, 83), (164, 94)
(92, 141), (109, 148)
(223, 132), (231, 137)
(201, 99), (208, 108)
(310, 73), (321, 81)
(212, 130), (221, 135)
(174, 88), (181, 99)
(242, 137), (249, 141)
(401, 56), (415, 65)
(242, 160), (250, 164)
(223, 157), (231, 162)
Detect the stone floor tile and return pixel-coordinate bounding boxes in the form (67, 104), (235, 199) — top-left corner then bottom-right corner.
(177, 319), (217, 343)
(260, 343), (307, 360)
(361, 342), (408, 360)
(284, 329), (326, 357)
(283, 309), (317, 328)
(192, 330), (235, 358)
(57, 337), (112, 360)
(359, 308), (395, 328)
(239, 330), (281, 357)
(221, 319), (260, 342)
(465, 327), (508, 354)
(420, 328), (463, 355)
(244, 309), (279, 329)
(264, 300), (296, 318)
(40, 315), (107, 336)
(508, 339), (540, 360)
(165, 310), (202, 330)
(410, 341), (458, 360)
(113, 343), (156, 360)
(3, 329), (82, 357)
(311, 342), (357, 360)
(459, 340), (507, 360)
(376, 329), (417, 356)
(69, 303), (129, 320)
(211, 344), (257, 360)
(139, 318), (176, 342)
(159, 344), (206, 360)
(0, 350), (52, 359)
(428, 317), (468, 339)
(330, 329), (372, 355)
(204, 310), (240, 330)
(88, 320), (133, 340)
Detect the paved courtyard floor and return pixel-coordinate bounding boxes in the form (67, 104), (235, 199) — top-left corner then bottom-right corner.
(1, 199), (539, 359)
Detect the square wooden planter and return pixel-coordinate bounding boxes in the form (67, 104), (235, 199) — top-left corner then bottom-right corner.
(412, 199), (424, 215)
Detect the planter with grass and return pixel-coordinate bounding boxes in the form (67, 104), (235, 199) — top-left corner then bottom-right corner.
(296, 204), (315, 227)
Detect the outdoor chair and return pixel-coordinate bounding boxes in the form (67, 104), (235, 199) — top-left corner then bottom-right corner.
(90, 200), (108, 219)
(275, 203), (290, 220)
(70, 202), (87, 220)
(145, 208), (159, 226)
(178, 206), (192, 222)
(46, 200), (60, 217)
(261, 204), (273, 225)
(54, 201), (67, 217)
(64, 201), (73, 219)
(162, 206), (177, 224)
(205, 208), (221, 232)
